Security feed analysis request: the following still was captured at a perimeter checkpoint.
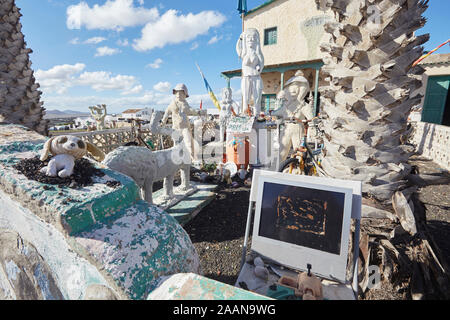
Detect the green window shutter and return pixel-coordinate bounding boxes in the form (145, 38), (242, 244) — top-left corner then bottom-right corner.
(264, 27), (277, 45)
(422, 75), (450, 125)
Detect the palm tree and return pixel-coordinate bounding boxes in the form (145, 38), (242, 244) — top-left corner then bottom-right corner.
(0, 0), (48, 135)
(316, 0), (429, 202)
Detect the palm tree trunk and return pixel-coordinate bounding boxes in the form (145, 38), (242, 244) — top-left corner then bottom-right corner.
(316, 0), (429, 202)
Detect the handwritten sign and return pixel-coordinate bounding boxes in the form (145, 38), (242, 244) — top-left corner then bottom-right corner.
(226, 116), (255, 133)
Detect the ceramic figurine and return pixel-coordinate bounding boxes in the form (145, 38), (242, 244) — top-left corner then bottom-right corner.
(272, 71), (314, 161)
(219, 87), (239, 142)
(161, 84), (203, 159)
(103, 111), (195, 205)
(40, 135), (105, 178)
(236, 28), (264, 117)
(89, 104), (107, 131)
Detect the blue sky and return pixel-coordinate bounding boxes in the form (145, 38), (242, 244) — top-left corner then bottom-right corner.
(16, 0), (450, 114)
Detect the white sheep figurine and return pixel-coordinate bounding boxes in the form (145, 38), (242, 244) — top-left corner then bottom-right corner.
(102, 111), (194, 205)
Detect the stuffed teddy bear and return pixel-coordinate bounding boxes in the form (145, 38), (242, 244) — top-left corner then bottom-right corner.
(40, 135), (105, 178)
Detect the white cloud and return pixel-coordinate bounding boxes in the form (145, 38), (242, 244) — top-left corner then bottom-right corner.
(95, 46), (121, 57)
(137, 0), (144, 5)
(77, 71), (137, 92)
(84, 36), (107, 44)
(153, 81), (171, 92)
(190, 42), (199, 50)
(67, 0), (159, 31)
(207, 35), (222, 45)
(132, 10), (226, 51)
(69, 37), (80, 45)
(35, 63), (141, 95)
(146, 58), (163, 69)
(121, 84), (143, 95)
(36, 63), (86, 94)
(117, 38), (129, 46)
(41, 91), (212, 114)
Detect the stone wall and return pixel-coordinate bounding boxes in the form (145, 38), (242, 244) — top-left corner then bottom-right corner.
(410, 121), (450, 170)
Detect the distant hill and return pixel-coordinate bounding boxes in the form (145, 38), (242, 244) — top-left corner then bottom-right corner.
(44, 109), (90, 119)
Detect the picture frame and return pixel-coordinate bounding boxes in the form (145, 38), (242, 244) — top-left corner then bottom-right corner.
(251, 170), (358, 283)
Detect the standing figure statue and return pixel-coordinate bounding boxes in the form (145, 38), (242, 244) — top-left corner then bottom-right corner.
(236, 28), (264, 117)
(219, 87), (238, 142)
(161, 83), (202, 160)
(89, 104), (107, 131)
(272, 71), (314, 161)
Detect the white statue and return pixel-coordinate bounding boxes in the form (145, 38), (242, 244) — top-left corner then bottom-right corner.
(161, 84), (202, 159)
(219, 87), (239, 142)
(40, 135), (105, 178)
(89, 104), (107, 131)
(103, 111), (194, 206)
(236, 28), (264, 117)
(272, 71), (314, 161)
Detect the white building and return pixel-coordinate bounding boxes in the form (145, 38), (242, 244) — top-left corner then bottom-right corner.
(121, 108), (153, 121)
(74, 117), (95, 128)
(222, 0), (333, 114)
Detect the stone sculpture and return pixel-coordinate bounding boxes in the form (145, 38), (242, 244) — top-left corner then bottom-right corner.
(219, 87), (239, 142)
(40, 135), (105, 178)
(161, 84), (203, 159)
(103, 111), (195, 205)
(0, 0), (48, 135)
(236, 28), (264, 117)
(89, 104), (107, 131)
(272, 71), (313, 161)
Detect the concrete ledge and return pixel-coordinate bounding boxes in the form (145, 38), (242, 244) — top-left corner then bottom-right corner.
(148, 273), (270, 300)
(161, 183), (218, 226)
(0, 124), (201, 300)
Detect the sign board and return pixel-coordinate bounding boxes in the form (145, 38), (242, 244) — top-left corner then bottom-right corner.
(250, 170), (360, 283)
(226, 116), (255, 134)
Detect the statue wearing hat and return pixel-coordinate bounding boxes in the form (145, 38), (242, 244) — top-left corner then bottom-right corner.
(161, 83), (203, 159)
(272, 70), (314, 161)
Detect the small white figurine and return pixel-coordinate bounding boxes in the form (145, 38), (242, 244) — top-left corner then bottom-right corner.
(219, 87), (238, 142)
(236, 28), (264, 117)
(272, 71), (314, 161)
(103, 111), (194, 205)
(89, 104), (107, 131)
(161, 84), (202, 159)
(40, 135), (105, 178)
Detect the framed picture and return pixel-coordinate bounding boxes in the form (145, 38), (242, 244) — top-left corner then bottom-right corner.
(251, 170), (357, 283)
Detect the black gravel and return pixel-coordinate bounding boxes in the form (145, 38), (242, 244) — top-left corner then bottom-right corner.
(13, 156), (110, 189)
(183, 178), (253, 286)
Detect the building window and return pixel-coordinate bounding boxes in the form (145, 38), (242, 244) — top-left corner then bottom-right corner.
(264, 27), (277, 46)
(262, 94), (277, 112)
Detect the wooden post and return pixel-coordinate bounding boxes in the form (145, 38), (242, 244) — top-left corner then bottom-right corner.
(313, 68), (320, 116)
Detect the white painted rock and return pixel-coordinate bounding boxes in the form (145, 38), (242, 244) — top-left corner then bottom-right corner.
(0, 229), (64, 300)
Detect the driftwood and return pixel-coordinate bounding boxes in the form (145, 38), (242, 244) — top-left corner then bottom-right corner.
(407, 173), (450, 187)
(392, 191), (417, 236)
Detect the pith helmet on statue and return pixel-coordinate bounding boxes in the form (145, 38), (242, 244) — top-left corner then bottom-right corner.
(173, 83), (189, 98)
(284, 70), (310, 90)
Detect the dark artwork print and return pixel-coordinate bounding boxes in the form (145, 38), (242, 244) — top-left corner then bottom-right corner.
(258, 182), (346, 255)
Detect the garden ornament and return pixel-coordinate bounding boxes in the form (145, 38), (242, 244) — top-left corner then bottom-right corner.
(40, 135), (105, 178)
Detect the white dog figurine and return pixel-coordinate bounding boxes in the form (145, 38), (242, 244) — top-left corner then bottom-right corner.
(40, 135), (105, 178)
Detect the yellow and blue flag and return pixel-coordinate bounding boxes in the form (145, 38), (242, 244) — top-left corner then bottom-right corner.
(195, 63), (221, 111)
